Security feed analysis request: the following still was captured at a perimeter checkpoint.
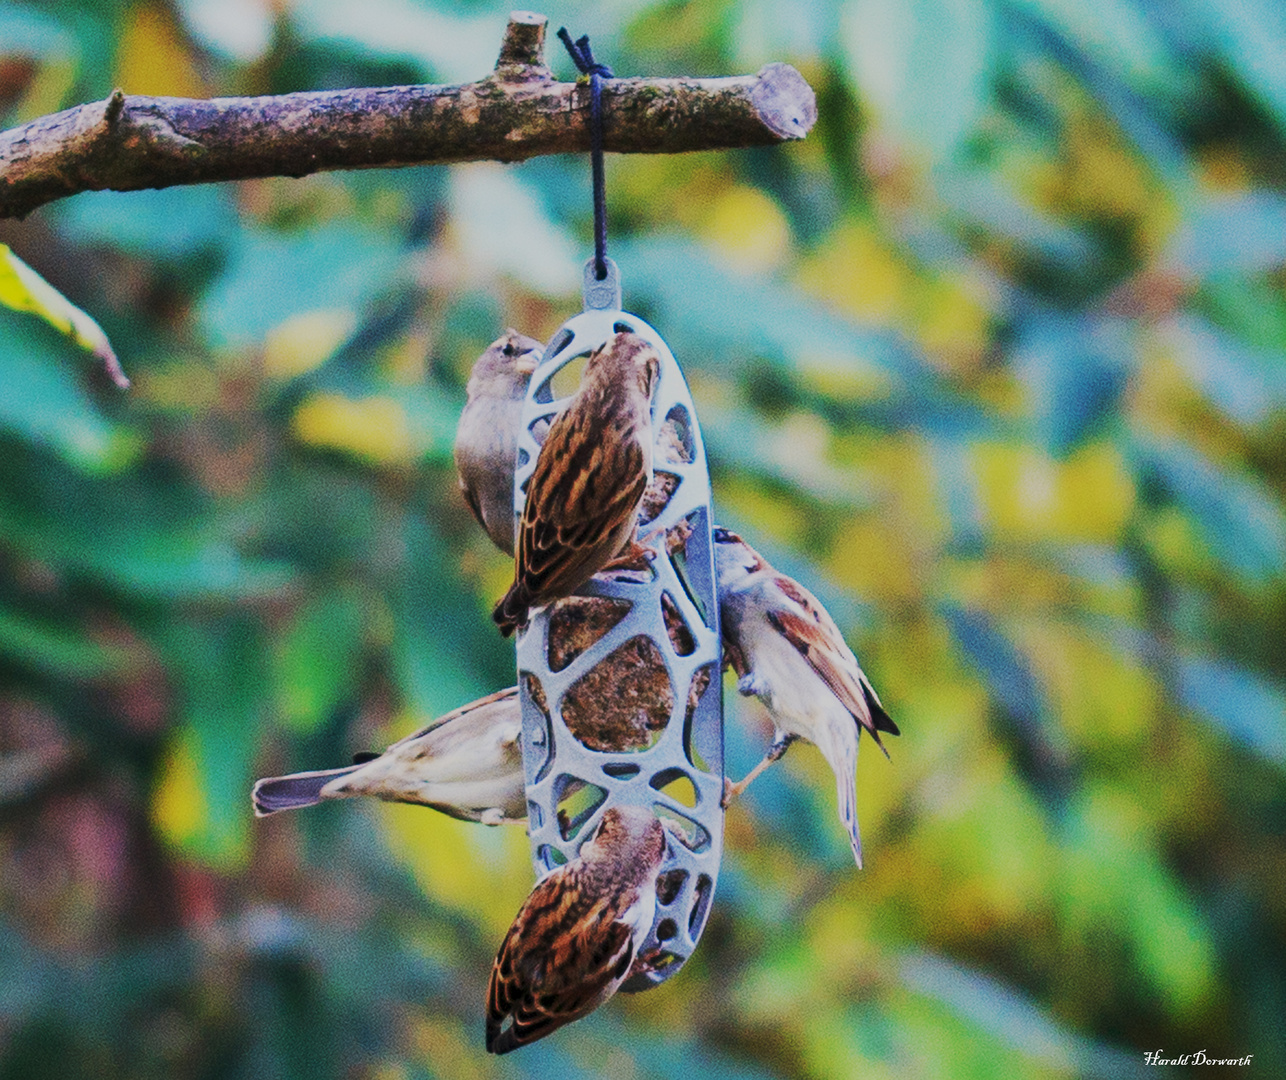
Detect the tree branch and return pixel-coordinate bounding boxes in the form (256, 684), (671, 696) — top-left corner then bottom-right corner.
(0, 11), (816, 220)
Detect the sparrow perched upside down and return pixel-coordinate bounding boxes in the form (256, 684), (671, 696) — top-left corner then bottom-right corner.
(714, 528), (899, 868)
(493, 331), (661, 636)
(455, 330), (543, 556)
(251, 688), (525, 826)
(486, 806), (667, 1054)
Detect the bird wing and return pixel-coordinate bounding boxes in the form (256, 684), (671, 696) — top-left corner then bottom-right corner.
(766, 577), (899, 754)
(384, 686), (518, 752)
(458, 473), (486, 531)
(486, 876), (637, 1054)
(516, 401), (648, 599)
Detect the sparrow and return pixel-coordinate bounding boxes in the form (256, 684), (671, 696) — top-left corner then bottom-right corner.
(486, 806), (667, 1053)
(455, 330), (544, 555)
(251, 687), (525, 826)
(714, 528), (899, 868)
(493, 331), (661, 636)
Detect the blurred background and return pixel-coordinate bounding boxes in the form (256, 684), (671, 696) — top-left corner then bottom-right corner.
(1, 0), (1283, 1076)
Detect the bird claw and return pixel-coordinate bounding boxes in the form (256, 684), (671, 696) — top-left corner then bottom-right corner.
(600, 541), (658, 574)
(721, 776), (751, 808)
(737, 673), (766, 698)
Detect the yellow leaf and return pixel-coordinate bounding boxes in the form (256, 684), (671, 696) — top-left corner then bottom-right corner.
(262, 309), (356, 380)
(0, 244), (128, 387)
(700, 185), (792, 273)
(115, 3), (205, 98)
(378, 802), (531, 938)
(292, 392), (414, 465)
(972, 440), (1135, 543)
(797, 220), (911, 324)
(152, 730), (206, 849)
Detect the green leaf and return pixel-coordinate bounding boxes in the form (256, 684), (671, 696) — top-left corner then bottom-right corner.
(197, 224), (405, 347)
(0, 244), (128, 388)
(272, 586), (366, 733)
(0, 604), (135, 681)
(153, 617), (267, 869)
(0, 307), (140, 472)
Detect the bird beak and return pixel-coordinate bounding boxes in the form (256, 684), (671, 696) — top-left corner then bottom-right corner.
(515, 350), (540, 377)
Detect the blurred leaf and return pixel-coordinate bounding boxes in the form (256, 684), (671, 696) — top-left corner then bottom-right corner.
(1166, 191), (1286, 275)
(936, 169), (1099, 267)
(1061, 784), (1218, 1020)
(941, 606), (1043, 720)
(1176, 652), (1286, 763)
(197, 224), (405, 347)
(1189, 0), (1286, 134)
(841, 0), (993, 162)
(50, 186), (239, 259)
(0, 605), (133, 680)
(0, 245), (127, 388)
(291, 387), (458, 466)
(272, 586), (366, 734)
(154, 618), (267, 868)
(1010, 309), (1130, 454)
(263, 309), (358, 380)
(0, 308), (138, 471)
(1159, 314), (1286, 425)
(1134, 434), (1286, 584)
(114, 1), (205, 97)
(899, 950), (1151, 1079)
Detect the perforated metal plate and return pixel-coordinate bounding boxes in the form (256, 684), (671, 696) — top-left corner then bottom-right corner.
(512, 258), (724, 990)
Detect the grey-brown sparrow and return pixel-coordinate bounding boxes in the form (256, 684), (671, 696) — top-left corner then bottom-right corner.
(455, 331), (543, 555)
(486, 806), (667, 1053)
(252, 687), (525, 825)
(493, 331), (661, 636)
(714, 528), (898, 868)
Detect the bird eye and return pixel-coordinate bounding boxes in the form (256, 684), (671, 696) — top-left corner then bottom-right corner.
(712, 528), (730, 543)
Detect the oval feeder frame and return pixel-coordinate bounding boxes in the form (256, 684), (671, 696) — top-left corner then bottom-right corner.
(512, 257), (724, 991)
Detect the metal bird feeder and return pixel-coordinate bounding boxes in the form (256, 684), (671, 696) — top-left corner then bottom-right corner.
(512, 256), (724, 990)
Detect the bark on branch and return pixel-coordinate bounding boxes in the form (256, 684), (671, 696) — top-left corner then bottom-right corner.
(0, 11), (816, 220)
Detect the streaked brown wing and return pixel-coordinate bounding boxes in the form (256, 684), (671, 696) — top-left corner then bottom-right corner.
(486, 873), (636, 1054)
(516, 413), (647, 598)
(385, 686), (518, 751)
(458, 474), (485, 530)
(765, 601), (895, 753)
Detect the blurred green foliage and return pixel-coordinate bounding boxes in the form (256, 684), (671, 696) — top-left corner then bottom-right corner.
(1, 0), (1284, 1077)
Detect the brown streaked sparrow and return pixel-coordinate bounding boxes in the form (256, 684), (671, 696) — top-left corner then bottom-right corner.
(714, 528), (899, 868)
(455, 331), (544, 556)
(493, 331), (661, 636)
(251, 687), (525, 826)
(485, 806), (667, 1054)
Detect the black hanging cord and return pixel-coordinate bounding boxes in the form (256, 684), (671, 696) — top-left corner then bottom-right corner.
(557, 28), (614, 281)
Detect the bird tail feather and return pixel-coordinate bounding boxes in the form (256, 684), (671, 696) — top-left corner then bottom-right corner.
(251, 766), (359, 817)
(830, 741), (863, 870)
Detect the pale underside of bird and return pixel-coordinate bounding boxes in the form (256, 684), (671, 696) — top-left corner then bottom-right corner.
(251, 687), (526, 825)
(714, 527), (899, 868)
(486, 806), (667, 1054)
(455, 330), (544, 556)
(493, 331), (661, 636)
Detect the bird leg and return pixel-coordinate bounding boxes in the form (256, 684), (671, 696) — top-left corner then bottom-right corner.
(721, 733), (799, 806)
(599, 537), (659, 573)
